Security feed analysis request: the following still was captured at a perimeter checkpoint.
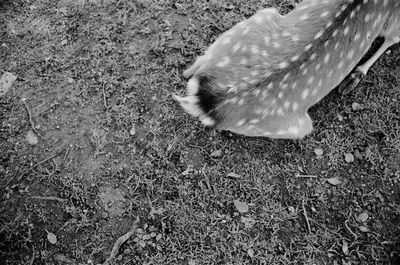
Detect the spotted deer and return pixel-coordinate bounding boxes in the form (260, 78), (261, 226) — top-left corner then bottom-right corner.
(174, 0), (400, 139)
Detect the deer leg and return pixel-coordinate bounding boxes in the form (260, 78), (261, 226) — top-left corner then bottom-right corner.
(339, 35), (400, 94)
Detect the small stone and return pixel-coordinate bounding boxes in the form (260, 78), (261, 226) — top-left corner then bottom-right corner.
(314, 148), (324, 156)
(344, 153), (354, 163)
(26, 130), (39, 145)
(356, 212), (369, 223)
(352, 102), (365, 111)
(47, 232), (57, 244)
(102, 212), (109, 218)
(327, 177), (342, 186)
(227, 172), (241, 178)
(210, 149), (222, 158)
(234, 200), (249, 213)
(0, 72), (18, 97)
(354, 149), (362, 159)
(129, 125), (136, 136)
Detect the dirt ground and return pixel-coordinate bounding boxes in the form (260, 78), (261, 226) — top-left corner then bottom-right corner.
(1, 0), (399, 264)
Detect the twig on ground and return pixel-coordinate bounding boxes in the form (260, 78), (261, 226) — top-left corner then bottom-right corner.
(103, 217), (140, 265)
(15, 152), (60, 183)
(21, 99), (43, 139)
(31, 196), (66, 203)
(309, 218), (346, 239)
(28, 248), (35, 265)
(296, 174), (318, 178)
(302, 199), (312, 234)
(345, 209), (358, 239)
(102, 83), (108, 110)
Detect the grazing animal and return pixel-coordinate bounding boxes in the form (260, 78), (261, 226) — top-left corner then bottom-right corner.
(174, 0), (400, 139)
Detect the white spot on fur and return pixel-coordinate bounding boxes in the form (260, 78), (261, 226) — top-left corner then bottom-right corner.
(283, 73), (290, 81)
(232, 42), (241, 53)
(292, 102), (299, 112)
(217, 56), (231, 67)
(299, 13), (309, 21)
(284, 101), (290, 109)
(288, 126), (300, 135)
(324, 53), (331, 64)
(279, 61), (289, 69)
(344, 26), (349, 35)
(251, 45), (259, 54)
(250, 119), (259, 124)
(314, 30), (324, 40)
(237, 119), (246, 126)
(222, 37), (231, 45)
(301, 89), (309, 100)
(201, 116), (215, 126)
(262, 51), (269, 58)
(264, 36), (270, 46)
(347, 50), (354, 60)
(291, 55), (299, 62)
(320, 11), (329, 18)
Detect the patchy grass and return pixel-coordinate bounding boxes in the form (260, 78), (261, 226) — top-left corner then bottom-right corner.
(0, 0), (399, 264)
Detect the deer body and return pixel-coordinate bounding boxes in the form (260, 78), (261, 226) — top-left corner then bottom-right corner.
(175, 0), (400, 139)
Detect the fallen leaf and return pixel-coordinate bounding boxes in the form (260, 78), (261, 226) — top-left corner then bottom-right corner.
(314, 148), (324, 156)
(54, 254), (74, 264)
(356, 212), (369, 223)
(288, 206), (295, 213)
(26, 130), (38, 145)
(241, 216), (255, 229)
(327, 177), (342, 186)
(227, 172), (241, 179)
(47, 232), (57, 244)
(129, 125), (136, 136)
(354, 149), (363, 159)
(352, 102), (365, 111)
(344, 153), (354, 163)
(234, 200), (249, 213)
(342, 239), (349, 255)
(181, 166), (192, 176)
(210, 149), (222, 158)
(0, 72), (18, 97)
(247, 248), (254, 258)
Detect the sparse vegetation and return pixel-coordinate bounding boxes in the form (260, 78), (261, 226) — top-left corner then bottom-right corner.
(0, 0), (399, 264)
